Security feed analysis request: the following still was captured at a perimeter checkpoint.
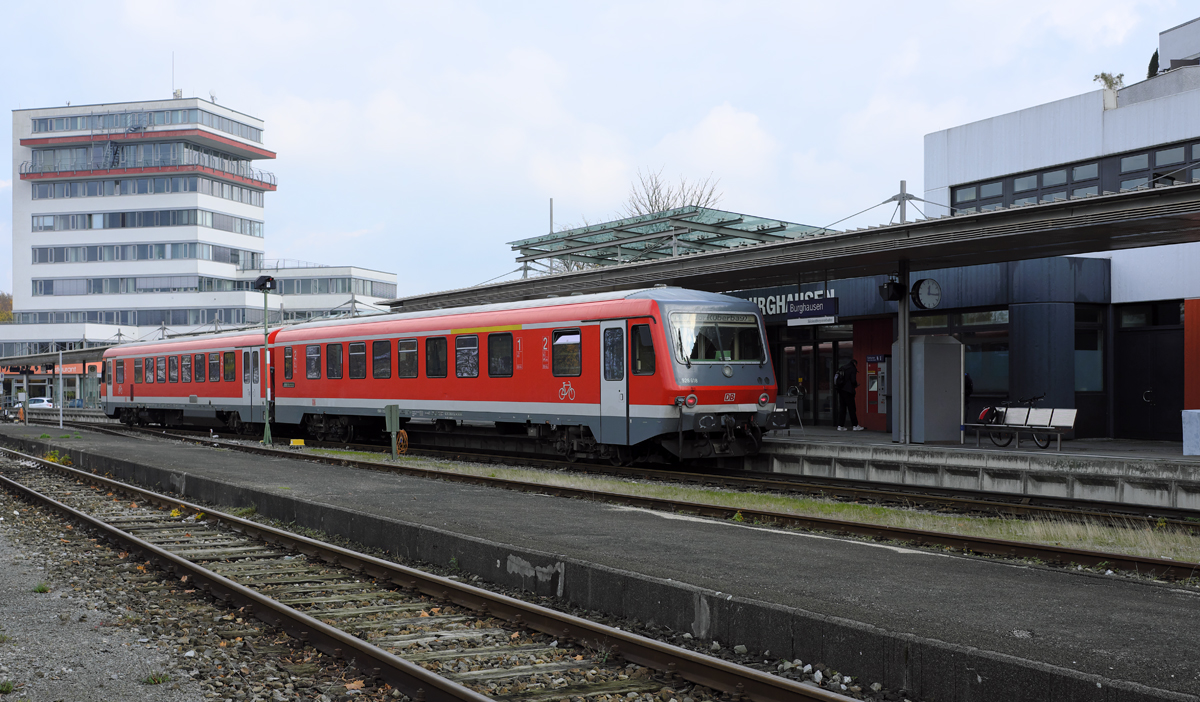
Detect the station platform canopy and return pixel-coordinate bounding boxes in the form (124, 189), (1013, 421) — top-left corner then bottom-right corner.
(509, 206), (822, 270)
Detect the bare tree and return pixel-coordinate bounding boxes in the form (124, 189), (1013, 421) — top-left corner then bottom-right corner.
(620, 167), (722, 218)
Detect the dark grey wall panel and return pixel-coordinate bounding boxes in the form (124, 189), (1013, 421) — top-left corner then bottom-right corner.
(1009, 302), (1075, 409)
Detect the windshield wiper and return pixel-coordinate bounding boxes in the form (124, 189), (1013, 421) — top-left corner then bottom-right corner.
(676, 329), (691, 369)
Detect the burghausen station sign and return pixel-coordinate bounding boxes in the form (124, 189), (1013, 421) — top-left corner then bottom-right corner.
(786, 297), (838, 326)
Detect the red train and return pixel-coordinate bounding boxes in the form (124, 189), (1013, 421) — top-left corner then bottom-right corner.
(103, 288), (783, 460)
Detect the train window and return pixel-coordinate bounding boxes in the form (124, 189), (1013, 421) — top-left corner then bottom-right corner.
(425, 337), (447, 378)
(104, 360), (111, 384)
(397, 339), (418, 378)
(552, 329), (582, 377)
(243, 351), (250, 384)
(348, 342), (367, 379)
(144, 357), (154, 383)
(670, 313), (764, 363)
(455, 336), (478, 378)
(487, 333), (512, 377)
(283, 347), (293, 380)
(209, 353), (221, 382)
(194, 354), (206, 382)
(631, 325), (655, 375)
(157, 357), (166, 383)
(252, 350), (260, 383)
(603, 328), (624, 381)
(373, 340), (392, 379)
(306, 345), (321, 380)
(169, 356), (179, 383)
(115, 360), (125, 384)
(134, 358), (143, 384)
(327, 344), (343, 379)
(223, 351), (236, 382)
(181, 355), (191, 383)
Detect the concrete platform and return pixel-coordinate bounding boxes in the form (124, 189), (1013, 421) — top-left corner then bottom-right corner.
(756, 427), (1200, 511)
(1, 424), (1197, 701)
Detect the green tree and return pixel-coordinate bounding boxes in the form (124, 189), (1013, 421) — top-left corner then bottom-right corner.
(1093, 72), (1125, 90)
(1148, 50), (1159, 79)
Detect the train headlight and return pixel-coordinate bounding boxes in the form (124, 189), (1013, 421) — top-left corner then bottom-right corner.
(758, 392), (770, 407)
(685, 394), (699, 408)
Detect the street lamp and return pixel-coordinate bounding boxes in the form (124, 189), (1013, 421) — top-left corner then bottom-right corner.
(253, 275), (276, 445)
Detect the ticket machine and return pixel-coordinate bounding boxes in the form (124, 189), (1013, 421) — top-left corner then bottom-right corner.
(866, 355), (889, 417)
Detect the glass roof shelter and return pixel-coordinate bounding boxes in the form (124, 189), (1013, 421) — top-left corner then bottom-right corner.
(508, 206), (823, 274)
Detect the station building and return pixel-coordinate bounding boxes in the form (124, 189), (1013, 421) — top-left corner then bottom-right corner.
(7, 96), (397, 404)
(728, 17), (1200, 442)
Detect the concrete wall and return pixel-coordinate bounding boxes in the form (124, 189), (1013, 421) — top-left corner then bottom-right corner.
(1160, 17), (1200, 65)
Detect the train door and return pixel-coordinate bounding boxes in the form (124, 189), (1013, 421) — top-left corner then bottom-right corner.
(242, 349), (263, 422)
(599, 320), (629, 444)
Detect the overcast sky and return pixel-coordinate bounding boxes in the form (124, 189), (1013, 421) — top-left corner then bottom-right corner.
(1, 1), (1193, 297)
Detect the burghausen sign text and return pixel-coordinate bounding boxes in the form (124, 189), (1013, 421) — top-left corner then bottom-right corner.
(786, 297), (838, 326)
(745, 288), (836, 318)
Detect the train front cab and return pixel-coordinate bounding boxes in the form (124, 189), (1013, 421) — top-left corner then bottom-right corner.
(651, 300), (782, 460)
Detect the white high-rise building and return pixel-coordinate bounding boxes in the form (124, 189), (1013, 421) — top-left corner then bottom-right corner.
(8, 97), (396, 360)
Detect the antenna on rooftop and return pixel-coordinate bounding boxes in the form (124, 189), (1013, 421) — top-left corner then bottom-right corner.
(209, 90), (218, 104)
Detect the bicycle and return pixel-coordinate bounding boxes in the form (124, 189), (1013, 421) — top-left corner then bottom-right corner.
(979, 393), (1051, 449)
(558, 381), (576, 401)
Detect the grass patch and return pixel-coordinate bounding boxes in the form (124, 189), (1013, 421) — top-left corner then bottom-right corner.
(59, 434), (70, 438)
(0, 680), (13, 694)
(37, 434), (50, 439)
(141, 671), (171, 685)
(31, 583), (49, 594)
(230, 505), (257, 517)
(308, 447), (1200, 565)
(0, 633), (12, 644)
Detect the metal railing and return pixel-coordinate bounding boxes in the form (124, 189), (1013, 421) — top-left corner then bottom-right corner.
(19, 157), (276, 187)
(245, 259), (330, 271)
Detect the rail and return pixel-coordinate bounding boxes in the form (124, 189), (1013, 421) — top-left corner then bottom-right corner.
(24, 420), (1200, 581)
(19, 158), (277, 187)
(0, 445), (842, 702)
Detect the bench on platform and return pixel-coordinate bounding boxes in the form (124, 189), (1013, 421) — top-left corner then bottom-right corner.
(963, 407), (1078, 450)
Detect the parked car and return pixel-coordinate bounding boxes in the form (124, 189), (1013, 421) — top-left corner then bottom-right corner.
(27, 397), (54, 409)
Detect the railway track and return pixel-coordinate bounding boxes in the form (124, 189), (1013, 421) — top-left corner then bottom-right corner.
(41, 418), (1200, 533)
(0, 444), (843, 702)
(18, 420), (1200, 581)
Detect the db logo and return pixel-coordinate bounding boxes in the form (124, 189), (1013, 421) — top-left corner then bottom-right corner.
(723, 393), (736, 402)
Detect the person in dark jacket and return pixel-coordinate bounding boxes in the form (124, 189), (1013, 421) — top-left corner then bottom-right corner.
(835, 358), (864, 431)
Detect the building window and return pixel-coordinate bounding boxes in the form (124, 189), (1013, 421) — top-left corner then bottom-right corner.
(487, 333), (512, 378)
(1157, 146), (1185, 166)
(1043, 170), (1067, 187)
(348, 342), (367, 379)
(1014, 175), (1038, 192)
(1120, 154), (1149, 173)
(397, 339), (418, 378)
(1073, 186), (1099, 198)
(1041, 191), (1066, 203)
(1075, 305), (1105, 392)
(954, 186), (976, 203)
(1120, 177), (1149, 190)
(979, 182), (1002, 198)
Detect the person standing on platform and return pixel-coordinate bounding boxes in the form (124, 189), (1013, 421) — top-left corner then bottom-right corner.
(835, 359), (865, 431)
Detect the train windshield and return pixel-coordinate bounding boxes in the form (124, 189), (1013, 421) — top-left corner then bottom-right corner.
(669, 312), (764, 363)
